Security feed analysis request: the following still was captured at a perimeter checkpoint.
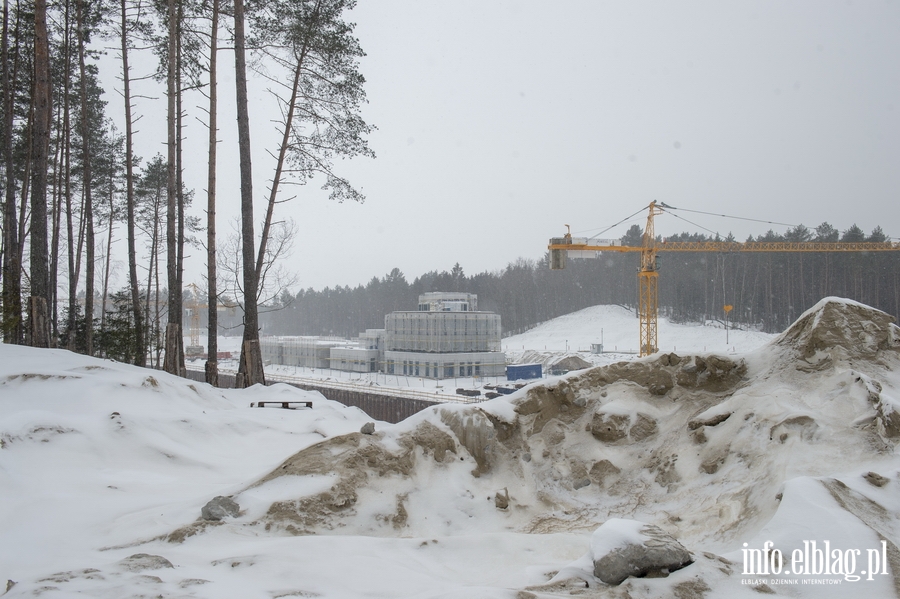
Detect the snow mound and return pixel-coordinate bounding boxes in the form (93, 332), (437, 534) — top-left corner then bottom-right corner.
(186, 300), (895, 537)
(550, 355), (593, 372)
(5, 298), (900, 597)
(774, 296), (900, 360)
(159, 297), (899, 595)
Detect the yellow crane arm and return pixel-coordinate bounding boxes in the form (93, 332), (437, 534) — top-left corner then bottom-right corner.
(549, 240), (900, 254)
(549, 201), (900, 357)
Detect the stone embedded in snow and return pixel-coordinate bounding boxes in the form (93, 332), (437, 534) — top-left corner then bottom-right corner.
(590, 411), (657, 444)
(589, 459), (621, 486)
(118, 554), (174, 572)
(360, 422), (376, 435)
(494, 488), (510, 509)
(864, 471), (889, 487)
(201, 496), (240, 521)
(591, 519), (692, 585)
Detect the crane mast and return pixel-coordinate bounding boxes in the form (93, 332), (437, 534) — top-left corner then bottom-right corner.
(638, 202), (663, 356)
(549, 203), (900, 357)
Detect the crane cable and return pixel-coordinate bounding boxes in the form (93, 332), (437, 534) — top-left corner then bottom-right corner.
(660, 208), (722, 239)
(573, 202), (873, 243)
(575, 205), (648, 240)
(659, 202), (799, 229)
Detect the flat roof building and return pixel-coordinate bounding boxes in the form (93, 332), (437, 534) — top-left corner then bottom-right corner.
(384, 293), (505, 378)
(262, 293), (506, 380)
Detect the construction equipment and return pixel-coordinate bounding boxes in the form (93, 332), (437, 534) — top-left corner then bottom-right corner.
(549, 201), (900, 356)
(184, 283), (238, 357)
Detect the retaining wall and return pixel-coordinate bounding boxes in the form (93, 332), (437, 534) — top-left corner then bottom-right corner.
(183, 369), (439, 424)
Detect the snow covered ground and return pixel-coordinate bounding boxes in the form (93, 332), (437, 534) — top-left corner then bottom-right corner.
(2, 299), (900, 598)
(189, 305), (776, 396)
(502, 304), (775, 370)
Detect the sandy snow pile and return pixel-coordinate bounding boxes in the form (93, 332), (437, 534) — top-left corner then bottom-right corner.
(3, 297), (900, 598)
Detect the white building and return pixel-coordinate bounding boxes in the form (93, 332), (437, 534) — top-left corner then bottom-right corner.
(260, 336), (348, 369)
(261, 293), (506, 379)
(384, 293), (505, 378)
(329, 347), (380, 373)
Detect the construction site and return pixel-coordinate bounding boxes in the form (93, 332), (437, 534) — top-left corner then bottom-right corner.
(259, 292), (507, 379)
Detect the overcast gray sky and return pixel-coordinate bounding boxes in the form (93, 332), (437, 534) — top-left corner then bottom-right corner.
(112, 0), (900, 292)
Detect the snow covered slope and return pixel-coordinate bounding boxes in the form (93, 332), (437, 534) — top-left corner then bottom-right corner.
(503, 304), (775, 368)
(2, 298), (900, 598)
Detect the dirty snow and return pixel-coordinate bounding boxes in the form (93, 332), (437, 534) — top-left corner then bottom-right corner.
(2, 299), (900, 598)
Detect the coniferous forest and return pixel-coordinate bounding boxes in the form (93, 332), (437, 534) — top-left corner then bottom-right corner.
(1, 0), (897, 376)
(0, 0), (372, 386)
(259, 222), (900, 340)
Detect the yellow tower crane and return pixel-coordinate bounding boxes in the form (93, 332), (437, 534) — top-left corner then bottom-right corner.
(185, 283), (206, 356)
(549, 201), (900, 356)
(183, 283), (239, 358)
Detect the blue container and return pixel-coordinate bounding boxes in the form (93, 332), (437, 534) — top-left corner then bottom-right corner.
(506, 363), (543, 381)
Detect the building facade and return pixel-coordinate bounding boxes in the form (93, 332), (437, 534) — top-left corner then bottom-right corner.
(261, 293), (506, 379)
(384, 292), (505, 378)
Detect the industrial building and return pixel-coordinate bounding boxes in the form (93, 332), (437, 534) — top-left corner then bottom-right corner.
(384, 292), (505, 378)
(328, 329), (385, 373)
(261, 293), (506, 379)
(260, 336), (349, 369)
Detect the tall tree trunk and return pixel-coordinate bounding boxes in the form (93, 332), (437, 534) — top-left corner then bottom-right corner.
(233, 0), (264, 387)
(29, 0), (52, 348)
(175, 4), (184, 347)
(17, 68), (30, 271)
(76, 0), (94, 355)
(49, 22), (66, 347)
(1, 0), (23, 344)
(163, 0), (184, 376)
(205, 0), (219, 386)
(154, 235), (161, 367)
(49, 102), (62, 343)
(120, 0), (144, 365)
(144, 185), (160, 360)
(65, 104), (76, 349)
(99, 175), (114, 353)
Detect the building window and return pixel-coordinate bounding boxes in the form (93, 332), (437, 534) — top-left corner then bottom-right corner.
(415, 362), (420, 376)
(467, 363), (473, 376)
(475, 363), (481, 376)
(445, 365), (454, 378)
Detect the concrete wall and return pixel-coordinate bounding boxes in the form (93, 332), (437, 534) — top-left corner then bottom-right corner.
(330, 347), (380, 373)
(183, 369), (438, 424)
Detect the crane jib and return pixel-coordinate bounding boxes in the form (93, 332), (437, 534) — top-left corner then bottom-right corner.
(548, 241), (900, 253)
(547, 201), (900, 356)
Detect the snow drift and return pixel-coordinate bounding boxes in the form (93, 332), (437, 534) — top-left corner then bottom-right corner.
(3, 297), (900, 598)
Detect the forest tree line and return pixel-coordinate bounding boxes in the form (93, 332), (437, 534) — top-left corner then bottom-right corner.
(257, 222), (899, 340)
(2, 0), (896, 378)
(0, 0), (372, 386)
